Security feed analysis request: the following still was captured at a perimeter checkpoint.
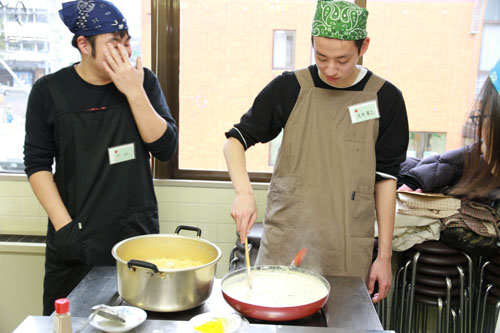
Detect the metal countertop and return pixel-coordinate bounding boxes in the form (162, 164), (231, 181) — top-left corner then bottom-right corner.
(39, 266), (393, 332)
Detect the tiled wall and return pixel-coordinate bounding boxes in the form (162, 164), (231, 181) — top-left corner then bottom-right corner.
(0, 175), (269, 278)
(0, 176), (49, 235)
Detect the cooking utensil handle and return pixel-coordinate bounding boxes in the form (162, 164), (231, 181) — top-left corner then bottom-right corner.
(175, 225), (202, 238)
(127, 259), (159, 273)
(245, 236), (252, 288)
(290, 248), (308, 268)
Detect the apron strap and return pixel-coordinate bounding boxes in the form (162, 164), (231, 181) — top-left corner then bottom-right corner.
(294, 68), (314, 89)
(363, 72), (386, 93)
(47, 74), (70, 116)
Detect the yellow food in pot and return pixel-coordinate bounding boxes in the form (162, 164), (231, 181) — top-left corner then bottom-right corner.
(194, 318), (224, 333)
(148, 257), (204, 269)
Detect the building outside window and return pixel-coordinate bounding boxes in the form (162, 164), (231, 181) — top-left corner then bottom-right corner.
(269, 131), (283, 166)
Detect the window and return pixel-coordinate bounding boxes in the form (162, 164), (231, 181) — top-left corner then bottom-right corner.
(26, 12), (35, 24)
(6, 13), (16, 22)
(408, 132), (446, 159)
(36, 41), (47, 52)
(154, 1), (317, 181)
(8, 39), (20, 51)
(35, 13), (48, 23)
(272, 30), (295, 70)
(0, 1), (494, 181)
(22, 41), (35, 52)
(0, 0), (148, 173)
(153, 0), (493, 181)
(476, 0), (500, 97)
(269, 131), (283, 166)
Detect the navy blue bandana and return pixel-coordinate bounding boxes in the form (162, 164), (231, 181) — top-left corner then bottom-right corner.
(59, 0), (128, 36)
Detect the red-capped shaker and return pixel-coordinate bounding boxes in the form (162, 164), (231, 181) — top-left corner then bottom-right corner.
(53, 298), (72, 333)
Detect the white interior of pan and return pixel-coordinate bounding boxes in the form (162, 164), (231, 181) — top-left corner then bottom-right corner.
(222, 266), (330, 307)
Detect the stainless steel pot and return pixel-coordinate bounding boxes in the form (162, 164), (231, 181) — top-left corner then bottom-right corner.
(111, 225), (222, 312)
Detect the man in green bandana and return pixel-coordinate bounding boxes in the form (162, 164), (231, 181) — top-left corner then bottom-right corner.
(224, 0), (408, 303)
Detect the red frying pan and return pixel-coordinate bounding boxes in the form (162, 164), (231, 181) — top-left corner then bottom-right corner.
(220, 248), (330, 321)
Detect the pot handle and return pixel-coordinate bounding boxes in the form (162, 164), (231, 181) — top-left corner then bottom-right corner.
(175, 225), (202, 238)
(127, 259), (159, 273)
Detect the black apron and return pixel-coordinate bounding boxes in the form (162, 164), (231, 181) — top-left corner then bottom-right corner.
(43, 74), (159, 314)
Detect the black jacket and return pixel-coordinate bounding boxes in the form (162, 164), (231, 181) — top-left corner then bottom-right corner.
(397, 145), (473, 193)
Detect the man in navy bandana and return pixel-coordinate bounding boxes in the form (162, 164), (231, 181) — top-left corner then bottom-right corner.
(23, 0), (178, 315)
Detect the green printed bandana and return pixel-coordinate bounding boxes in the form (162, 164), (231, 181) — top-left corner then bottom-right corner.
(312, 0), (368, 40)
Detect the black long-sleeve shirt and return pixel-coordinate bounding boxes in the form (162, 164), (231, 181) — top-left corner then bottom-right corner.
(24, 65), (178, 177)
(225, 65), (409, 180)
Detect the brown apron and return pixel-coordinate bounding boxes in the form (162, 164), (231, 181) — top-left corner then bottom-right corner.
(255, 68), (385, 281)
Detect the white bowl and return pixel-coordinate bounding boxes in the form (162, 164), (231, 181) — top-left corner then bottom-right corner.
(89, 305), (147, 333)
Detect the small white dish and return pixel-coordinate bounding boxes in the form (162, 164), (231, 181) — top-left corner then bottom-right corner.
(189, 311), (248, 333)
(89, 305), (147, 333)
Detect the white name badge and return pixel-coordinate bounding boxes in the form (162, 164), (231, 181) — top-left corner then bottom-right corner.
(108, 143), (135, 165)
(348, 100), (380, 124)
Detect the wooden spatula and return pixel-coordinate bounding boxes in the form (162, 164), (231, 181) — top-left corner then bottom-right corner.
(244, 236), (252, 288)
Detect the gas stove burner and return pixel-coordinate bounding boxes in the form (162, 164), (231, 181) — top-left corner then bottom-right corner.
(115, 296), (328, 327)
(246, 307), (328, 327)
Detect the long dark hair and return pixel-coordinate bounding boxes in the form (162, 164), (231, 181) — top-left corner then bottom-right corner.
(450, 78), (500, 199)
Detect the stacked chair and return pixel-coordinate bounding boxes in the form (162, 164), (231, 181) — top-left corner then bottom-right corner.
(390, 240), (473, 333)
(475, 247), (500, 333)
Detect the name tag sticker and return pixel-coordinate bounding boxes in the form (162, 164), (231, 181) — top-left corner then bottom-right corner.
(108, 143), (135, 165)
(348, 100), (380, 124)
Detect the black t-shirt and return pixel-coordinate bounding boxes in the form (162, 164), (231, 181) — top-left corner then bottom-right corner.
(225, 65), (409, 179)
(24, 64), (178, 177)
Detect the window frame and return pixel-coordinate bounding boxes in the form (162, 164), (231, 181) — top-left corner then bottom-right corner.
(272, 29), (296, 70)
(408, 131), (447, 160)
(152, 0), (366, 182)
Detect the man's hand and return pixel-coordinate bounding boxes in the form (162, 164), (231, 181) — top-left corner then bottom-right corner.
(367, 257), (392, 303)
(102, 43), (144, 97)
(230, 192), (257, 243)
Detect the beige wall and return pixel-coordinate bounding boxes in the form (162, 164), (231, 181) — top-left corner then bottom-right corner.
(0, 243), (45, 333)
